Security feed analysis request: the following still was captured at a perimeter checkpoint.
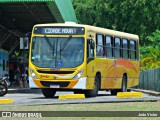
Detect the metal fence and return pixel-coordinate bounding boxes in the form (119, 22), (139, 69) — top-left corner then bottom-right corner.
(137, 68), (160, 92)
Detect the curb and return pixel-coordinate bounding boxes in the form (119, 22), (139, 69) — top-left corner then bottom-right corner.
(132, 89), (160, 96)
(0, 99), (14, 104)
(8, 88), (41, 94)
(59, 94), (85, 100)
(117, 92), (142, 98)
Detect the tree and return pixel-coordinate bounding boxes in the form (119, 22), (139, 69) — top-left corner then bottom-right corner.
(72, 0), (107, 26)
(72, 0), (160, 69)
(141, 30), (160, 70)
(141, 47), (160, 70)
(73, 0), (160, 40)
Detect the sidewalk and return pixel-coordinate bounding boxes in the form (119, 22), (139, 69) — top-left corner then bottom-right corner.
(132, 89), (160, 96)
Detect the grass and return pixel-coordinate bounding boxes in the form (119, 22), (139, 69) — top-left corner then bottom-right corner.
(0, 101), (160, 120)
(1, 101), (160, 111)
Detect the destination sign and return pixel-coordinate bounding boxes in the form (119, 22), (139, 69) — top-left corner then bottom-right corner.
(34, 27), (85, 35)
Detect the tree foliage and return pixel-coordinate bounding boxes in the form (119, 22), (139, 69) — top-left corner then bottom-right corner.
(73, 0), (160, 40)
(141, 30), (160, 70)
(72, 0), (160, 69)
(141, 47), (160, 70)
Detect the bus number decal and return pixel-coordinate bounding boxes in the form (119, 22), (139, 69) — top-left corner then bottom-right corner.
(40, 75), (49, 79)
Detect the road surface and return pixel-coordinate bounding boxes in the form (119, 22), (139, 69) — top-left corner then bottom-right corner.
(1, 90), (160, 106)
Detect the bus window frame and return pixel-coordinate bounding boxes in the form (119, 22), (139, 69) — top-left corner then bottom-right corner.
(114, 37), (121, 59)
(122, 38), (129, 60)
(96, 34), (105, 58)
(105, 35), (114, 58)
(87, 39), (95, 63)
(130, 40), (137, 60)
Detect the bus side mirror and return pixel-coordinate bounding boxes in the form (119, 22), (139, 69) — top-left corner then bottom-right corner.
(90, 40), (95, 49)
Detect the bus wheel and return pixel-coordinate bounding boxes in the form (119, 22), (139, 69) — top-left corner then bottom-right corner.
(110, 89), (120, 95)
(121, 75), (127, 92)
(42, 88), (56, 98)
(110, 75), (127, 95)
(74, 90), (83, 94)
(84, 76), (99, 97)
(127, 89), (131, 92)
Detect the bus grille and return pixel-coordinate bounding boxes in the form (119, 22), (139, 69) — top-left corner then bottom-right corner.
(37, 70), (74, 74)
(40, 81), (70, 87)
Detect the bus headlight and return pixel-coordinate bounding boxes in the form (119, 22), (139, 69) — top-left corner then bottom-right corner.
(73, 70), (84, 80)
(30, 69), (38, 79)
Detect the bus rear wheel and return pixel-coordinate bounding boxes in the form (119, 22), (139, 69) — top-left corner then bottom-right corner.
(110, 75), (127, 95)
(110, 89), (120, 95)
(121, 75), (127, 92)
(42, 88), (56, 98)
(84, 76), (99, 97)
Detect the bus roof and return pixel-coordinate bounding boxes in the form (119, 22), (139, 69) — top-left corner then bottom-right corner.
(33, 23), (139, 40)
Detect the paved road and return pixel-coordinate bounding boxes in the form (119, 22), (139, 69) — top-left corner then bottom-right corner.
(1, 90), (160, 106)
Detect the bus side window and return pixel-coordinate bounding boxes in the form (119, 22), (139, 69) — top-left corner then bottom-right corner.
(105, 36), (113, 58)
(130, 40), (136, 60)
(96, 34), (104, 57)
(87, 39), (94, 59)
(122, 38), (129, 59)
(114, 37), (121, 59)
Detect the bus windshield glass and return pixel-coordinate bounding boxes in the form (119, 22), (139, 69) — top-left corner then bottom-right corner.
(31, 37), (84, 68)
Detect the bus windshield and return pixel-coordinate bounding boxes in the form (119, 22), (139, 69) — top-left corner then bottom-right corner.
(31, 37), (84, 68)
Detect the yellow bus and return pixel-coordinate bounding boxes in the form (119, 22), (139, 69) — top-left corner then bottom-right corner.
(29, 23), (140, 98)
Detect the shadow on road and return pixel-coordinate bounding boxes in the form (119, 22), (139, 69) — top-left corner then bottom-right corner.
(30, 93), (112, 100)
(97, 94), (111, 97)
(30, 96), (59, 99)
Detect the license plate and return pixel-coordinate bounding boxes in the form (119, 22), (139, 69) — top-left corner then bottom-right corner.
(50, 84), (60, 88)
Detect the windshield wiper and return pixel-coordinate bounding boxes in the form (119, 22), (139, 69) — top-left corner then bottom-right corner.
(60, 35), (72, 59)
(44, 35), (55, 55)
(60, 35), (72, 51)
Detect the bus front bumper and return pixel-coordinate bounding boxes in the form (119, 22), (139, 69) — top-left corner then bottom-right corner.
(29, 76), (87, 89)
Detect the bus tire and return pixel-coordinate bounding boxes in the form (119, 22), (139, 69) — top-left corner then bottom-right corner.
(121, 75), (127, 92)
(0, 84), (8, 96)
(110, 75), (127, 95)
(42, 88), (56, 98)
(84, 76), (99, 97)
(110, 89), (120, 95)
(127, 89), (131, 92)
(74, 90), (83, 94)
